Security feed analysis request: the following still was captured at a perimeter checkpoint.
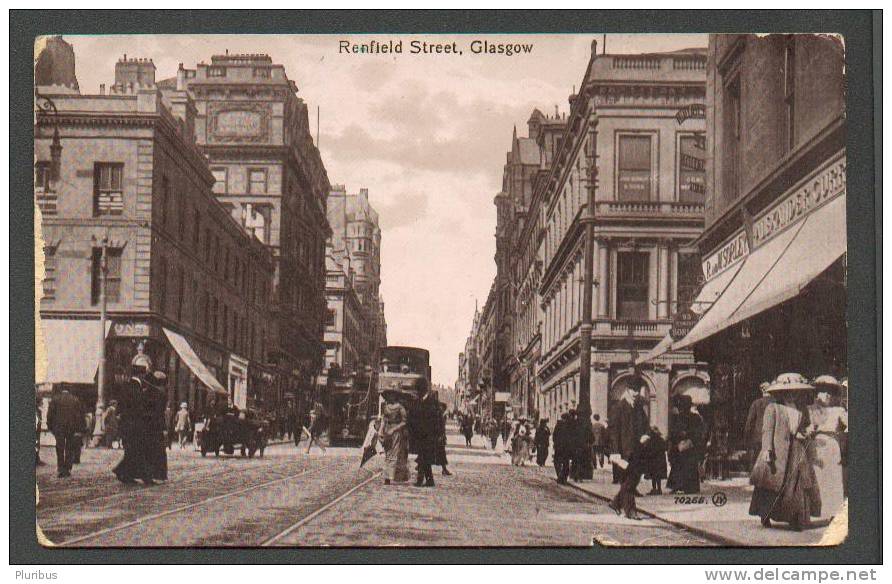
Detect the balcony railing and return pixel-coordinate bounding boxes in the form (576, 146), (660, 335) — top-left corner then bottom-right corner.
(594, 200), (705, 219)
(593, 319), (670, 337)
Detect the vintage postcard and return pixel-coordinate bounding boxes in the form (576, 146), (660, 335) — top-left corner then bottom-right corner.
(33, 32), (850, 549)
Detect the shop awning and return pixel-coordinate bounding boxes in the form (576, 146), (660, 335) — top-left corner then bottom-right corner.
(163, 328), (228, 395)
(636, 258), (745, 364)
(37, 319), (111, 384)
(674, 194), (846, 351)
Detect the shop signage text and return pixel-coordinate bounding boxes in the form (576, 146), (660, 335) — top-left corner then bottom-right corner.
(676, 104), (706, 124)
(752, 158), (846, 246)
(113, 321), (150, 337)
(670, 308), (700, 341)
(702, 230), (749, 281)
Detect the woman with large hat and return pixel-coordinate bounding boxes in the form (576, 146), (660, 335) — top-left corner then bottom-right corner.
(379, 388), (410, 484)
(749, 373), (820, 530)
(807, 375), (848, 521)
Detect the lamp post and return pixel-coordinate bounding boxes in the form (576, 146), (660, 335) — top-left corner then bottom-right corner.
(576, 111), (599, 480)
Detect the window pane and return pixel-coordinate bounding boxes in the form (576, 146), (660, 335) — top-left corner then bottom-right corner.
(678, 135), (706, 203)
(618, 136), (652, 201)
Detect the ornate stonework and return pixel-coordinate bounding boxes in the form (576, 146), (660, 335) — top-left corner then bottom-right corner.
(207, 101), (271, 144)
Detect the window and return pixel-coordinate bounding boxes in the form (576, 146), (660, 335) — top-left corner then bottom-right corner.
(205, 228), (212, 261)
(325, 308), (336, 329)
(176, 267), (185, 322)
(42, 244), (57, 300)
(253, 67), (270, 78)
(617, 135), (653, 201)
(35, 162), (51, 191)
(722, 76), (742, 203)
(784, 36), (796, 152)
(616, 252), (649, 320)
(35, 162), (57, 215)
(211, 168), (227, 194)
(676, 253), (702, 314)
(203, 291), (210, 335)
(160, 176), (170, 227)
(222, 304), (229, 345)
(208, 66), (226, 78)
(678, 134), (706, 203)
(212, 297), (219, 340)
(91, 247), (123, 305)
(248, 168), (267, 194)
(94, 163), (124, 216)
(158, 257), (168, 314)
(193, 209), (201, 246)
(179, 192), (187, 240)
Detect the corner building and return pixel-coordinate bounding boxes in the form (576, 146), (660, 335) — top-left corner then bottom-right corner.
(35, 41), (275, 417)
(536, 43), (709, 435)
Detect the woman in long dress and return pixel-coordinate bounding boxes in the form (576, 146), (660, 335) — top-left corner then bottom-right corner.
(380, 390), (409, 484)
(511, 420), (531, 466)
(749, 373), (820, 530)
(808, 376), (848, 521)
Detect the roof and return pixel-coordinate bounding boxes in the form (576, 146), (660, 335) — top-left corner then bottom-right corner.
(515, 137), (540, 166)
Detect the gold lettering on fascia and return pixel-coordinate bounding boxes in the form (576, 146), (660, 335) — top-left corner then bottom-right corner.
(752, 158), (846, 246)
(702, 230), (749, 281)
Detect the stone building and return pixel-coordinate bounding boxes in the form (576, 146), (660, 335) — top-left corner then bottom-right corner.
(645, 34), (847, 447)
(35, 40), (275, 419)
(318, 246), (366, 386)
(536, 42), (709, 434)
(326, 185), (386, 373)
(505, 110), (568, 419)
(166, 53), (333, 410)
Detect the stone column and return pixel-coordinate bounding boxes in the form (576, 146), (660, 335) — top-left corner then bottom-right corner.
(591, 362), (610, 421)
(658, 242), (670, 319)
(670, 246), (679, 315)
(608, 246), (617, 319)
(651, 365), (672, 436)
(597, 239), (609, 318)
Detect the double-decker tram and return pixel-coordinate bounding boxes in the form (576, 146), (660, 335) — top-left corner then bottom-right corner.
(377, 346), (432, 406)
(326, 366), (377, 447)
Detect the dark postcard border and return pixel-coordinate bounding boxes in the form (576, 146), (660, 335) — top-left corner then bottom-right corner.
(9, 9), (880, 565)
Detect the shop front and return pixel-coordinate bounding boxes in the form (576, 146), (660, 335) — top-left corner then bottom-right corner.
(228, 353), (249, 410)
(642, 152), (847, 449)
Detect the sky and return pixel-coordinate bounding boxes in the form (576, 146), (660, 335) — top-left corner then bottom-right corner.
(64, 33), (707, 386)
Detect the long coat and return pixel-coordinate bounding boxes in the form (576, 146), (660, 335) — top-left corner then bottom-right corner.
(744, 396), (773, 455)
(47, 391), (84, 436)
(609, 399), (646, 460)
(667, 411), (705, 493)
(408, 394), (441, 464)
(750, 402), (802, 494)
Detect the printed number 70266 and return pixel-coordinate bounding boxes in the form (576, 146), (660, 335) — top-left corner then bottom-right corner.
(674, 495), (706, 505)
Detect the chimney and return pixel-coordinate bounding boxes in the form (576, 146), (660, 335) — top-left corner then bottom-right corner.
(99, 83), (105, 95)
(591, 39), (598, 58)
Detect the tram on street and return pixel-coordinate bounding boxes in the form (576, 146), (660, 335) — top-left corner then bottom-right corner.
(326, 366), (377, 447)
(377, 346), (432, 405)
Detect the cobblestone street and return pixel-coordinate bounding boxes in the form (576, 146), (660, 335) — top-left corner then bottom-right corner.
(37, 424), (713, 547)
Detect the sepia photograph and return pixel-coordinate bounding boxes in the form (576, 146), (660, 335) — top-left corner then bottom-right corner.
(23, 17), (872, 556)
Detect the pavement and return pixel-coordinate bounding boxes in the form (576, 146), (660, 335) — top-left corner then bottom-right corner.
(561, 466), (844, 547)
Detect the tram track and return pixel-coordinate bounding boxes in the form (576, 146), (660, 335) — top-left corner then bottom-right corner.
(38, 453), (306, 514)
(55, 464), (330, 547)
(260, 471), (383, 546)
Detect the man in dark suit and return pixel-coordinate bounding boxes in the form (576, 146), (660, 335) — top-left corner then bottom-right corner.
(552, 413), (571, 484)
(46, 388), (84, 478)
(609, 387), (646, 484)
(408, 384), (441, 487)
(591, 414), (608, 469)
(743, 382), (773, 471)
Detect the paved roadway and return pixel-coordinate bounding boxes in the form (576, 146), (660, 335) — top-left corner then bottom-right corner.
(36, 424), (712, 547)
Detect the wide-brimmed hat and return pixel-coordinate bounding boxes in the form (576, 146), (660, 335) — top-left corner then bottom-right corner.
(813, 375), (842, 391)
(381, 388), (403, 398)
(180, 402), (188, 408)
(766, 373), (814, 393)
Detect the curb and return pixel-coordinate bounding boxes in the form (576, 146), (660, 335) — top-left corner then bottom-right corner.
(561, 480), (749, 547)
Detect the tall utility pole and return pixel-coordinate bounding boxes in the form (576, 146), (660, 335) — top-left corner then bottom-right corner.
(92, 235), (109, 447)
(577, 112), (599, 479)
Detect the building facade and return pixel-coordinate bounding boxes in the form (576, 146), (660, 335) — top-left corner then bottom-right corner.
(648, 34), (847, 447)
(326, 185), (386, 373)
(36, 40), (276, 419)
(536, 44), (709, 435)
(170, 53), (332, 410)
(319, 246), (367, 384)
